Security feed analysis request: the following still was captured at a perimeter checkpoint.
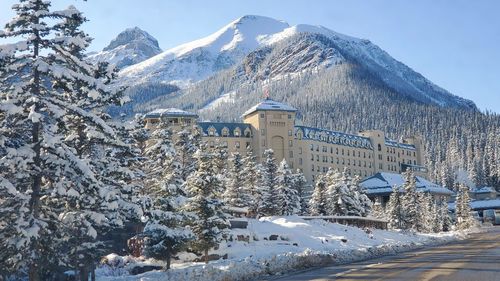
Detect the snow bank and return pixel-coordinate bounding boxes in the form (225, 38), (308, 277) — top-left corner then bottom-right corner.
(96, 216), (460, 281)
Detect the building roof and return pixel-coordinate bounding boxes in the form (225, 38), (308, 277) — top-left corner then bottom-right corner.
(470, 187), (497, 194)
(144, 108), (198, 118)
(448, 199), (500, 211)
(242, 98), (297, 117)
(360, 172), (454, 196)
(295, 125), (373, 150)
(198, 122), (252, 138)
(385, 138), (416, 150)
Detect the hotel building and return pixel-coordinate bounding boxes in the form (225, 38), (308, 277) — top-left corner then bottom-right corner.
(144, 99), (427, 185)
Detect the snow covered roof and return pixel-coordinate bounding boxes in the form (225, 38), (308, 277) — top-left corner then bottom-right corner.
(448, 199), (500, 211)
(242, 98), (297, 117)
(144, 108), (198, 118)
(360, 172), (454, 196)
(385, 139), (416, 150)
(470, 187), (497, 194)
(198, 122), (252, 138)
(295, 126), (373, 150)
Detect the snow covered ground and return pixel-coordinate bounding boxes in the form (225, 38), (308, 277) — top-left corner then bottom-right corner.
(96, 216), (462, 281)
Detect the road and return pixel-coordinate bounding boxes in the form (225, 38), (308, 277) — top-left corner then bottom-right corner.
(264, 227), (500, 281)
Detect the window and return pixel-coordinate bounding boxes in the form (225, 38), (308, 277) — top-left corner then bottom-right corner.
(209, 129), (215, 136)
(316, 155), (319, 161)
(222, 128), (229, 137)
(299, 147), (302, 154)
(235, 141), (240, 149)
(379, 163), (382, 169)
(311, 164), (315, 171)
(330, 147), (333, 154)
(330, 156), (334, 163)
(288, 114), (292, 119)
(261, 129), (265, 136)
(289, 140), (293, 147)
(262, 140), (266, 146)
(260, 113), (264, 118)
(342, 149), (344, 155)
(413, 152), (416, 157)
(316, 166), (320, 172)
(209, 141), (214, 148)
(323, 167), (327, 173)
(378, 144), (382, 151)
(222, 141), (228, 148)
(347, 159), (350, 165)
(310, 144), (314, 151)
(246, 142), (251, 149)
(363, 152), (366, 158)
(316, 145), (319, 152)
(289, 151), (293, 158)
(311, 154), (314, 161)
(322, 146), (327, 152)
(378, 154), (382, 160)
(347, 150), (350, 156)
(299, 158), (303, 165)
(234, 129), (240, 137)
(288, 130), (292, 136)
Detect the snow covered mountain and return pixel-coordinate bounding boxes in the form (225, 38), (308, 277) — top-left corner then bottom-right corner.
(115, 15), (475, 111)
(119, 15), (289, 86)
(88, 27), (162, 69)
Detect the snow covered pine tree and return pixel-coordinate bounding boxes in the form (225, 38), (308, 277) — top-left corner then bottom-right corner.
(258, 149), (280, 216)
(276, 159), (301, 215)
(0, 1), (140, 279)
(184, 146), (230, 263)
(141, 122), (192, 270)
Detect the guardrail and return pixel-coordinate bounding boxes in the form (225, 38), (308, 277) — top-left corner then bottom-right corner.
(300, 215), (388, 230)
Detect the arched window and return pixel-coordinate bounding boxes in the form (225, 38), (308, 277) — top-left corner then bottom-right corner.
(378, 144), (382, 151)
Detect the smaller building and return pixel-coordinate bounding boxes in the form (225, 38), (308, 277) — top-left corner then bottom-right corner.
(469, 187), (498, 201)
(360, 172), (454, 206)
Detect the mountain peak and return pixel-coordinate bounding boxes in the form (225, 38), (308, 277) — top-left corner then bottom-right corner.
(103, 26), (159, 51)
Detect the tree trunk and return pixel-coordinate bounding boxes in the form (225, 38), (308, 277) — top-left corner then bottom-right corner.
(28, 21), (42, 281)
(166, 246), (171, 270)
(204, 248), (209, 264)
(28, 264), (39, 281)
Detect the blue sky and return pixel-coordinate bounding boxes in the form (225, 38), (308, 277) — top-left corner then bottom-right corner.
(1, 0), (499, 112)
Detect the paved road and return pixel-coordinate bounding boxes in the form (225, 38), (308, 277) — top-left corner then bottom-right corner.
(265, 227), (500, 281)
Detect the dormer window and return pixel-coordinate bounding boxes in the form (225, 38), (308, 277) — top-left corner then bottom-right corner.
(208, 127), (216, 136)
(222, 127), (229, 137)
(234, 128), (241, 137)
(244, 128), (251, 137)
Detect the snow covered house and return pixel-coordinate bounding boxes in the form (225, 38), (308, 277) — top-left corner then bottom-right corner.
(144, 98), (427, 186)
(360, 172), (454, 205)
(469, 187), (498, 200)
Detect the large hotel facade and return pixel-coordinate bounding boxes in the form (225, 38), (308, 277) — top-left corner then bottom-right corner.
(144, 99), (427, 185)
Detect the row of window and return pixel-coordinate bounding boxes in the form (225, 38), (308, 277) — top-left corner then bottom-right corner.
(208, 140), (251, 149)
(310, 169), (371, 182)
(310, 154), (373, 168)
(260, 113), (292, 119)
(208, 128), (251, 138)
(309, 144), (372, 159)
(385, 146), (416, 158)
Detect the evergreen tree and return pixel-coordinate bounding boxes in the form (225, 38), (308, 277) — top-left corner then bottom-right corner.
(455, 183), (475, 230)
(184, 147), (229, 263)
(370, 197), (386, 220)
(401, 171), (419, 230)
(175, 126), (199, 181)
(276, 160), (301, 215)
(325, 168), (345, 215)
(386, 186), (404, 229)
(416, 192), (433, 233)
(309, 174), (328, 216)
(441, 201), (453, 232)
(258, 149), (280, 216)
(223, 152), (249, 210)
(141, 122), (192, 270)
(241, 151), (260, 216)
(292, 170), (309, 215)
(0, 2), (139, 279)
(351, 175), (372, 216)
